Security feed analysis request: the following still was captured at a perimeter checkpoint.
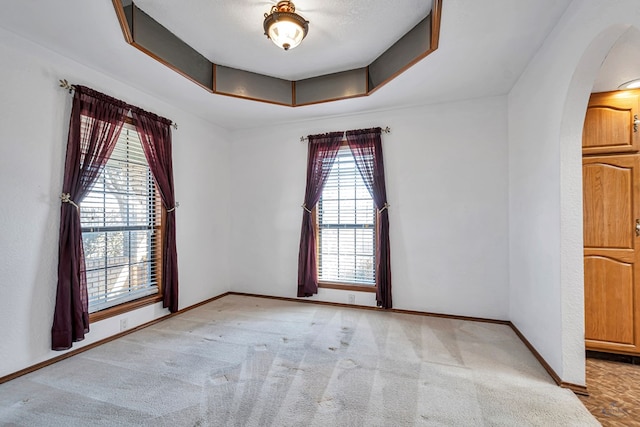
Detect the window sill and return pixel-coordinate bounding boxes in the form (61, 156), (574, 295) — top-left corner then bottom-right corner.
(318, 282), (377, 293)
(89, 294), (163, 323)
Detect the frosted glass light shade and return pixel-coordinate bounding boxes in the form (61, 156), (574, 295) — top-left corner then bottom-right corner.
(264, 1), (309, 51)
(268, 18), (305, 50)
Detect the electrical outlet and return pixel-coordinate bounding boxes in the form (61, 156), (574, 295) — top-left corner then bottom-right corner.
(120, 318), (128, 331)
(348, 294), (355, 304)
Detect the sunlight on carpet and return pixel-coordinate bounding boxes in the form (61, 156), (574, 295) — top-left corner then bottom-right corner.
(0, 295), (598, 426)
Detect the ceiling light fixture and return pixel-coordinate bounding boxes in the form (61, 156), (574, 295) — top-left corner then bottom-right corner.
(263, 1), (309, 51)
(618, 78), (640, 90)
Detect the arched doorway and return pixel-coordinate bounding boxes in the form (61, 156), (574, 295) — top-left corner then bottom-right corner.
(581, 28), (640, 354)
(559, 23), (640, 384)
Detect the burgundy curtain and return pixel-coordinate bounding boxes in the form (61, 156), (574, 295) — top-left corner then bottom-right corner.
(52, 86), (128, 350)
(297, 132), (343, 297)
(131, 109), (179, 313)
(346, 127), (392, 308)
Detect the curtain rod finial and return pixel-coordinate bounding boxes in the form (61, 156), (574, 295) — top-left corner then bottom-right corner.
(59, 79), (75, 94)
(172, 122), (178, 130)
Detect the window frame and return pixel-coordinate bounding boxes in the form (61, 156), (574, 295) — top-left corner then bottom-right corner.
(84, 117), (164, 323)
(315, 141), (377, 293)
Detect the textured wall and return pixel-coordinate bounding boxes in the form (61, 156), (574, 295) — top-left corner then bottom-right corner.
(0, 28), (232, 378)
(229, 96), (510, 320)
(508, 0), (640, 386)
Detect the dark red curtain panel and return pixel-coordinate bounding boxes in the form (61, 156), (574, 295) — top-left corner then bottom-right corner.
(346, 128), (392, 308)
(52, 86), (127, 350)
(131, 109), (179, 313)
(297, 132), (343, 297)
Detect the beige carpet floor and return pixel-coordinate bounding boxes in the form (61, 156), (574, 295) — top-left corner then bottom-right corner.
(0, 294), (598, 426)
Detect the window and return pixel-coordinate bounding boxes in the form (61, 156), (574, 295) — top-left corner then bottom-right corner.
(80, 120), (162, 315)
(317, 145), (376, 286)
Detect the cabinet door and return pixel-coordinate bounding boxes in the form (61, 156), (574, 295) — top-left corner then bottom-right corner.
(583, 155), (640, 354)
(582, 90), (640, 155)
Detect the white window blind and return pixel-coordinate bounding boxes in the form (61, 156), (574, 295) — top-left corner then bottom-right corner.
(317, 146), (375, 285)
(80, 120), (161, 313)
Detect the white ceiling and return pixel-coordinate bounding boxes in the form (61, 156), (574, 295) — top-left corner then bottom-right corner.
(1, 1), (638, 131)
(592, 27), (640, 93)
(134, 0), (433, 81)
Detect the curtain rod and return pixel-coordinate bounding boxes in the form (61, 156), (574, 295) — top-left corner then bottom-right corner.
(300, 126), (391, 142)
(59, 79), (178, 130)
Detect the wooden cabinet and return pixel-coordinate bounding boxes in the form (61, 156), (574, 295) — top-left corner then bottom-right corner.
(582, 89), (640, 155)
(583, 156), (640, 354)
(583, 89), (640, 356)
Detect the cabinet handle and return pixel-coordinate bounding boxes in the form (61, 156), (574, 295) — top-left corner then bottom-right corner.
(635, 114), (640, 132)
(636, 219), (640, 236)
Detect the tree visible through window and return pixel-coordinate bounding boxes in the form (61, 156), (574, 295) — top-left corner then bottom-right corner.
(317, 145), (376, 285)
(80, 121), (161, 313)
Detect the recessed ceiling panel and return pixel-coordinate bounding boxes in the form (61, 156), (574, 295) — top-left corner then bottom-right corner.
(113, 0), (440, 106)
(216, 65), (292, 105)
(369, 16), (432, 91)
(131, 5), (213, 90)
(296, 68), (368, 106)
(133, 0), (433, 81)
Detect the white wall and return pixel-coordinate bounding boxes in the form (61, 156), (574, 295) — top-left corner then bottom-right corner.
(508, 0), (640, 386)
(11, 0), (636, 390)
(0, 29), (231, 378)
(230, 96), (509, 320)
